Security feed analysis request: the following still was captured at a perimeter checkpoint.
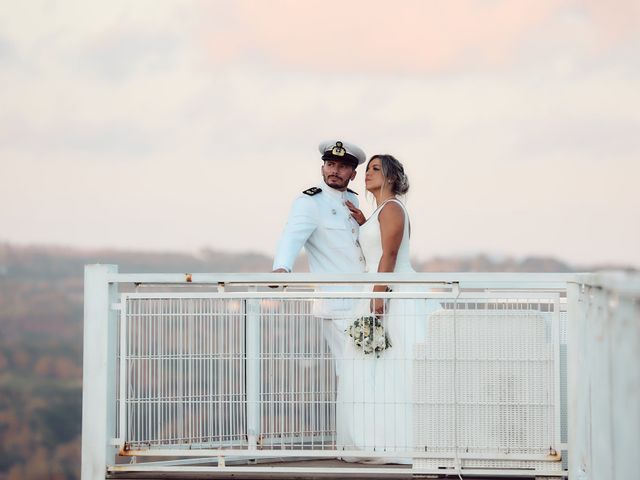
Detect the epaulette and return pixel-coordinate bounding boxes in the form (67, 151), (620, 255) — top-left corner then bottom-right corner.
(347, 188), (359, 195)
(303, 187), (322, 196)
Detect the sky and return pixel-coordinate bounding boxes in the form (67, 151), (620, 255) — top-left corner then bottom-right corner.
(1, 0), (639, 267)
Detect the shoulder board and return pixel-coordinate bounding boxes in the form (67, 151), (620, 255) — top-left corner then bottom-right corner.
(303, 187), (322, 196)
(347, 188), (359, 195)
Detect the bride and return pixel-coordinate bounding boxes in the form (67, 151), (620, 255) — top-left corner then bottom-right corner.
(337, 154), (438, 463)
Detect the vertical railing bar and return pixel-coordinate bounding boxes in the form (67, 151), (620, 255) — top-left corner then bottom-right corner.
(245, 285), (261, 450)
(241, 299), (246, 444)
(147, 298), (151, 445)
(169, 299), (174, 444)
(553, 294), (562, 453)
(204, 298), (209, 444)
(267, 302), (273, 448)
(128, 299), (133, 444)
(231, 299), (236, 444)
(118, 295), (128, 450)
(187, 298), (192, 443)
(226, 299), (231, 444)
(213, 298), (218, 447)
(137, 299), (141, 444)
(452, 284), (461, 471)
(229, 300), (234, 444)
(196, 301), (201, 440)
(197, 298), (201, 445)
(207, 298), (213, 445)
(297, 300), (302, 446)
(307, 302), (314, 450)
(216, 298), (222, 446)
(199, 298), (202, 444)
(279, 301), (285, 449)
(319, 302), (326, 450)
(193, 298), (198, 444)
(184, 297), (188, 443)
(177, 298), (183, 442)
(290, 298), (296, 448)
(157, 299), (163, 446)
(239, 300), (243, 444)
(224, 298), (228, 445)
(224, 298), (230, 444)
(205, 298), (210, 444)
(128, 299), (133, 445)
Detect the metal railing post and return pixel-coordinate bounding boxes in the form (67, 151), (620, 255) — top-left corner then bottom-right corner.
(245, 286), (261, 449)
(81, 264), (119, 480)
(569, 274), (640, 480)
(568, 280), (591, 480)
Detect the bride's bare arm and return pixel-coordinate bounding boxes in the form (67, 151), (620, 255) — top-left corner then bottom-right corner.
(372, 202), (405, 313)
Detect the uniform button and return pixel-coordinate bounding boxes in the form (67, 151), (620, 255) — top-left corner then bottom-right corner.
(352, 228), (355, 233)
(359, 256), (364, 261)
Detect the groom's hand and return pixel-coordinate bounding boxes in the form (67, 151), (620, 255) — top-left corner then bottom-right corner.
(269, 268), (288, 288)
(345, 201), (366, 225)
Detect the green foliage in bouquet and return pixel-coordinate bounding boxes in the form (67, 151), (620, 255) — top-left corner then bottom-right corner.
(345, 315), (392, 357)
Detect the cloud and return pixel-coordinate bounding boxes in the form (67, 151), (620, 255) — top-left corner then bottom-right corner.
(197, 0), (640, 74)
(513, 119), (640, 159)
(0, 116), (162, 156)
(0, 34), (16, 67)
(582, 0), (640, 49)
(81, 29), (185, 82)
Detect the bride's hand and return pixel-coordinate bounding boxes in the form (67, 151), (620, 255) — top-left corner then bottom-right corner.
(345, 201), (366, 225)
(371, 298), (385, 315)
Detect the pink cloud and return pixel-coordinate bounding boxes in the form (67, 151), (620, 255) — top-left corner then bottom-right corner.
(198, 0), (640, 72)
(200, 0), (571, 72)
(582, 0), (640, 49)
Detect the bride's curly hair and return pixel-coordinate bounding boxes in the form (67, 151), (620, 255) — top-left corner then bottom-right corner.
(368, 154), (410, 195)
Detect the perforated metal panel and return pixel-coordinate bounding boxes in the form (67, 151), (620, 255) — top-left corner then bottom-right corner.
(414, 298), (561, 473)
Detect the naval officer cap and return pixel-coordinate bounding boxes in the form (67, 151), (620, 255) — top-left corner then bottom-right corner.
(318, 140), (366, 167)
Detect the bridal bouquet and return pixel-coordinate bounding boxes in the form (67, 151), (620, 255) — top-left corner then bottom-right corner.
(345, 315), (392, 357)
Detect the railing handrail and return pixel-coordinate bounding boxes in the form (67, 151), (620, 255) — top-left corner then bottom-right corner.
(569, 271), (640, 297)
(104, 270), (581, 289)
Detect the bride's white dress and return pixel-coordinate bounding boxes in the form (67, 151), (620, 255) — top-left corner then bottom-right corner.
(336, 199), (440, 462)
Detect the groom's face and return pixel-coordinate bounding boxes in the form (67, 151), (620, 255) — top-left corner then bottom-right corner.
(321, 160), (357, 191)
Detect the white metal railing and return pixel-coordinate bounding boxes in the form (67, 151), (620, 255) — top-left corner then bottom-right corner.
(82, 267), (575, 479)
(568, 272), (640, 480)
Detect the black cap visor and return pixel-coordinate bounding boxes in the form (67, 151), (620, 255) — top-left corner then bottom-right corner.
(321, 151), (359, 167)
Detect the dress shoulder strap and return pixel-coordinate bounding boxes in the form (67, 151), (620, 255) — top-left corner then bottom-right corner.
(378, 198), (407, 215)
(378, 198), (411, 236)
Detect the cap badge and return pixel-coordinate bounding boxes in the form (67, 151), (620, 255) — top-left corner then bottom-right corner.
(331, 141), (346, 157)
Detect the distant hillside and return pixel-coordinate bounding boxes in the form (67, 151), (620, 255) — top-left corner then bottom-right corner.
(2, 241), (632, 279)
(0, 243), (274, 279)
(417, 254), (576, 272)
(0, 242), (634, 479)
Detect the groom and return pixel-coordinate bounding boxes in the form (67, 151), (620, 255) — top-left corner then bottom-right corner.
(272, 139), (367, 360)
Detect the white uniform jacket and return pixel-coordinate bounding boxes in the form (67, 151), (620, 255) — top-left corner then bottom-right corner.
(273, 181), (366, 317)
